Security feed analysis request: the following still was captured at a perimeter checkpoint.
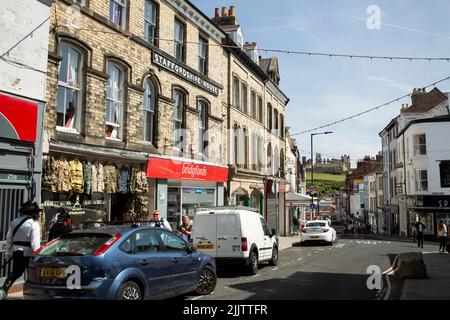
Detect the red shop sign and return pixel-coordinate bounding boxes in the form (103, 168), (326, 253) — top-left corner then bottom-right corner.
(0, 93), (38, 142)
(146, 157), (228, 182)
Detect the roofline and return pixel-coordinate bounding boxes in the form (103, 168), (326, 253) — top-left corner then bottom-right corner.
(183, 0), (229, 38)
(396, 115), (450, 138)
(378, 116), (398, 137)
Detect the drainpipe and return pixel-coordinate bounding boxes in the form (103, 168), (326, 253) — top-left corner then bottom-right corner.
(226, 40), (231, 205)
(402, 132), (409, 237)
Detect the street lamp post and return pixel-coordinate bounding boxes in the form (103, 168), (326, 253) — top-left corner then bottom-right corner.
(310, 131), (333, 218)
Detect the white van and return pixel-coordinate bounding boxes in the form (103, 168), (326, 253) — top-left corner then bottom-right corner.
(192, 206), (278, 275)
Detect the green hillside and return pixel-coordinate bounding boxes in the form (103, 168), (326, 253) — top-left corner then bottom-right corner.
(305, 172), (346, 196)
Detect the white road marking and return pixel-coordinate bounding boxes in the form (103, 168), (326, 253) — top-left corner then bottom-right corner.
(281, 262), (291, 267)
(272, 267), (279, 271)
(191, 296), (203, 300)
(307, 254), (313, 257)
(335, 243), (346, 248)
(252, 274), (261, 278)
(297, 257), (303, 261)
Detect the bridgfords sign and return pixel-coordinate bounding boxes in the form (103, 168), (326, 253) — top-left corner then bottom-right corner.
(152, 51), (220, 96)
(146, 157), (228, 182)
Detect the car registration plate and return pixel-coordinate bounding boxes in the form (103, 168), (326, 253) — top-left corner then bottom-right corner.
(40, 267), (68, 278)
(310, 236), (319, 239)
(196, 244), (214, 249)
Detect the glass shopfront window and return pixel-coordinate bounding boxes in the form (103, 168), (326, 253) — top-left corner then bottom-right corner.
(167, 185), (216, 230)
(417, 212), (434, 235)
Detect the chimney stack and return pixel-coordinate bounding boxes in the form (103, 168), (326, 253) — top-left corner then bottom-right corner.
(411, 87), (427, 106)
(214, 8), (219, 18)
(229, 6), (235, 17)
(222, 7), (227, 16)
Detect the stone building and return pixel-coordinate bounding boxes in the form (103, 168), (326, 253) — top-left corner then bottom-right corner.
(42, 0), (229, 230)
(211, 6), (290, 232)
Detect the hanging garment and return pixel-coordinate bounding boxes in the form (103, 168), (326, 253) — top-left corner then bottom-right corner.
(92, 162), (104, 193)
(135, 171), (149, 193)
(42, 156), (58, 192)
(56, 158), (71, 192)
(104, 164), (118, 193)
(69, 159), (84, 194)
(118, 166), (130, 194)
(130, 167), (138, 193)
(83, 161), (92, 195)
(134, 194), (149, 221)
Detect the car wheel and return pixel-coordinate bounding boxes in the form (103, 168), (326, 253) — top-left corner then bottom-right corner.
(269, 246), (278, 266)
(118, 281), (142, 300)
(247, 251), (258, 275)
(196, 266), (217, 295)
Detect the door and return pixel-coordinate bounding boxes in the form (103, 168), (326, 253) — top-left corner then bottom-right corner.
(156, 230), (199, 292)
(192, 214), (217, 256)
(130, 229), (172, 298)
(216, 213), (241, 258)
(260, 217), (273, 261)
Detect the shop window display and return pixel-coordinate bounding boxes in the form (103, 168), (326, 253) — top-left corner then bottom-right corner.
(42, 155), (150, 236)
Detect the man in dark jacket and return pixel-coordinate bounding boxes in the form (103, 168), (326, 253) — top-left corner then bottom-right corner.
(415, 217), (427, 249)
(48, 209), (72, 242)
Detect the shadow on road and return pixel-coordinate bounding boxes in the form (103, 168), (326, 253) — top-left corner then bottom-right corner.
(225, 270), (379, 300)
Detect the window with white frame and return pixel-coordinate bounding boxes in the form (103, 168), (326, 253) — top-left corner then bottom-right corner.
(144, 1), (156, 45)
(57, 42), (83, 132)
(143, 79), (155, 143)
(232, 76), (240, 109)
(198, 37), (208, 75)
(274, 109), (279, 135)
(251, 131), (257, 170)
(110, 0), (127, 28)
(241, 83), (248, 114)
(413, 134), (426, 156)
(174, 20), (185, 61)
(251, 90), (256, 119)
(415, 169), (428, 192)
(197, 100), (208, 156)
(173, 90), (184, 149)
(105, 62), (124, 139)
(258, 96), (263, 123)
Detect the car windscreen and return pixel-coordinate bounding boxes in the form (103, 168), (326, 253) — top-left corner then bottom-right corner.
(306, 222), (326, 227)
(37, 234), (113, 256)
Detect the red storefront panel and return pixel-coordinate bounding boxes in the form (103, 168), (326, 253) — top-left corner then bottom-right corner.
(0, 93), (38, 142)
(146, 157), (228, 182)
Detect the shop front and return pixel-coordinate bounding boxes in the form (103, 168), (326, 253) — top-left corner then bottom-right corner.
(41, 141), (150, 236)
(146, 156), (227, 230)
(0, 93), (44, 279)
(408, 195), (450, 240)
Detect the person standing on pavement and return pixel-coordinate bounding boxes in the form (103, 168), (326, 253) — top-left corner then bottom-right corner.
(177, 215), (193, 242)
(415, 217), (427, 249)
(47, 208), (72, 242)
(437, 219), (447, 253)
(0, 200), (42, 300)
(148, 210), (172, 231)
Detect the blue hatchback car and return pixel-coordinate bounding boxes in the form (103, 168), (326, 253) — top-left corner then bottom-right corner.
(23, 225), (217, 300)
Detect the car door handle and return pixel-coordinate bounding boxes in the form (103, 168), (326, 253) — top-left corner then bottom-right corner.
(139, 260), (149, 266)
(218, 237), (226, 240)
(171, 258), (179, 263)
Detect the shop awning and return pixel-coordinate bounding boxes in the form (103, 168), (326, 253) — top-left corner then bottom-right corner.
(285, 192), (312, 204)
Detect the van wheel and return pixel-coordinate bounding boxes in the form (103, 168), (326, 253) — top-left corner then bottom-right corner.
(118, 281), (142, 300)
(196, 266), (217, 295)
(247, 251), (258, 275)
(269, 246), (278, 266)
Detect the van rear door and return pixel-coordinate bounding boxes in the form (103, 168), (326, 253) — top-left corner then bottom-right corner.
(192, 213), (217, 257)
(216, 213), (242, 258)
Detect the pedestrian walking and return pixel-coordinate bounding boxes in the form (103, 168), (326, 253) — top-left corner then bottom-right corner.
(0, 200), (42, 300)
(437, 219), (447, 253)
(148, 210), (172, 231)
(415, 217), (427, 249)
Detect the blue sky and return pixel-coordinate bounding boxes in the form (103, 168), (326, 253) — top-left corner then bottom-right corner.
(193, 0), (450, 166)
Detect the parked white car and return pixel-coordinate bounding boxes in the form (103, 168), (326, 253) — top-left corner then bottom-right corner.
(300, 220), (337, 245)
(192, 206), (278, 275)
